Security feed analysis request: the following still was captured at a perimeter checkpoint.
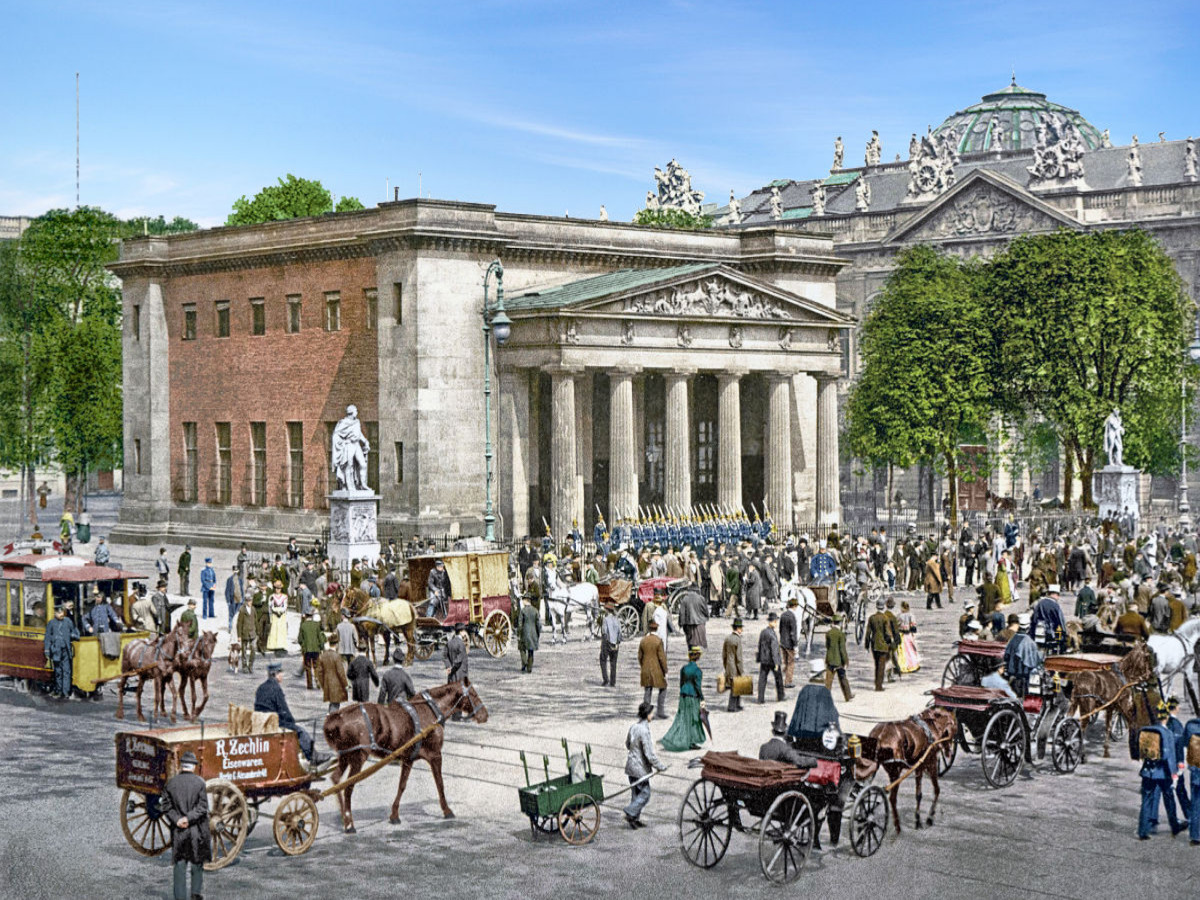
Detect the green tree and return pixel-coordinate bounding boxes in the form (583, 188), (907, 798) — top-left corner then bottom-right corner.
(981, 229), (1193, 508)
(845, 245), (993, 530)
(122, 215), (199, 236)
(226, 174), (364, 225)
(631, 207), (713, 230)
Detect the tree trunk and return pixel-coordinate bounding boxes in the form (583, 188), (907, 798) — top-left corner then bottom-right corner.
(63, 474), (78, 519)
(1080, 447), (1095, 509)
(887, 462), (894, 531)
(1062, 445), (1075, 511)
(945, 450), (959, 533)
(26, 466), (37, 531)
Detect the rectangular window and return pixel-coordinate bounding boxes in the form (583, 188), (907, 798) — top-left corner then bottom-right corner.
(287, 421), (304, 508)
(133, 439), (142, 475)
(696, 420), (716, 486)
(183, 305), (196, 341)
(250, 298), (266, 335)
(394, 441), (404, 483)
(364, 421), (379, 492)
(182, 422), (198, 502)
(216, 300), (230, 338)
(132, 305), (141, 341)
(364, 288), (378, 331)
(324, 291), (341, 332)
(250, 422), (267, 506)
(215, 422), (232, 504)
(392, 283), (403, 323)
(286, 295), (302, 334)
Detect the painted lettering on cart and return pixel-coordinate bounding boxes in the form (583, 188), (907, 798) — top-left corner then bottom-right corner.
(213, 737), (269, 781)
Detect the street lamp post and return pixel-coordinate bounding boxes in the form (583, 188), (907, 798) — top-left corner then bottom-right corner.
(482, 260), (512, 543)
(1179, 324), (1200, 530)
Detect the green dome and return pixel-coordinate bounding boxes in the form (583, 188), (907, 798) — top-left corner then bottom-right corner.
(932, 78), (1104, 154)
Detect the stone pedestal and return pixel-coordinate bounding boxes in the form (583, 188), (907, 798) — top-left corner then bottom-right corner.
(328, 490), (382, 567)
(1093, 465), (1140, 521)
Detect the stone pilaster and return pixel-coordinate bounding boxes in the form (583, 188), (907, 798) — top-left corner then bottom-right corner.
(575, 372), (592, 529)
(499, 368), (531, 541)
(664, 371), (694, 513)
(766, 374), (793, 528)
(609, 368), (639, 522)
(550, 369), (578, 544)
(717, 371), (744, 512)
(816, 375), (841, 527)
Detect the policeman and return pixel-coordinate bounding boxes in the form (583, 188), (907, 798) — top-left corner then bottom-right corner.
(44, 603), (80, 699)
(1138, 702), (1185, 838)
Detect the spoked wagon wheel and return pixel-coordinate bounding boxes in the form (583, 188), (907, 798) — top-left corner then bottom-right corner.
(531, 814), (559, 836)
(855, 597), (868, 646)
(483, 610), (512, 658)
(849, 785), (889, 858)
(678, 779), (732, 869)
(413, 639), (436, 661)
(616, 604), (641, 642)
(1107, 712), (1127, 742)
(981, 709), (1025, 788)
(204, 779), (249, 871)
(273, 791), (320, 856)
(937, 731), (958, 775)
(758, 790), (814, 884)
(1051, 717), (1084, 773)
(119, 789), (172, 857)
(557, 793), (601, 845)
(942, 655), (976, 687)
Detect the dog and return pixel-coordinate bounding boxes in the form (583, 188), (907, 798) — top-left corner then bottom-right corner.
(227, 642), (241, 673)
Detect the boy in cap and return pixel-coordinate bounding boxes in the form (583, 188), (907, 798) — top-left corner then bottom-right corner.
(623, 700), (668, 828)
(162, 750), (210, 900)
(179, 598), (199, 640)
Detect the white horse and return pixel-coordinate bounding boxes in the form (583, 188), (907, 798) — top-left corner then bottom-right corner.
(543, 581), (600, 644)
(1148, 617), (1200, 699)
(780, 580), (820, 654)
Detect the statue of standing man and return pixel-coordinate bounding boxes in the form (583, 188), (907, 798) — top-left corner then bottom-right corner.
(332, 404), (371, 492)
(1102, 407), (1125, 468)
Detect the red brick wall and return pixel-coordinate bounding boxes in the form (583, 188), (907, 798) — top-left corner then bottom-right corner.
(167, 257), (379, 510)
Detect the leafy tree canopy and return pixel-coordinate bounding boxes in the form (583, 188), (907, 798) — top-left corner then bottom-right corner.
(226, 174), (365, 226)
(122, 215), (200, 236)
(632, 207), (713, 230)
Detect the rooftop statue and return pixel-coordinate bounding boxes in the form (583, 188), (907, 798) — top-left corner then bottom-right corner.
(811, 181), (826, 217)
(650, 159), (705, 215)
(769, 186), (783, 221)
(855, 177), (871, 212)
(832, 137), (844, 171)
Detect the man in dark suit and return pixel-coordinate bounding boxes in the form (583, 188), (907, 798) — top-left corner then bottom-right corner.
(378, 652), (417, 704)
(723, 619), (745, 712)
(162, 750), (210, 900)
(254, 662), (329, 766)
(347, 649), (379, 702)
(779, 596), (799, 687)
(864, 598), (898, 692)
(756, 612), (785, 704)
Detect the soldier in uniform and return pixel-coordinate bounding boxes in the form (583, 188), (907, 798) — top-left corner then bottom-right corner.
(44, 603), (79, 699)
(1138, 702), (1185, 838)
(177, 545), (191, 597)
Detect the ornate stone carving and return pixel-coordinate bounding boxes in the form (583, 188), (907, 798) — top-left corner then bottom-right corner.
(811, 182), (826, 217)
(1185, 137), (1196, 182)
(645, 190), (660, 211)
(909, 133), (919, 159)
(778, 327), (794, 350)
(599, 205), (609, 221)
(624, 277), (792, 319)
(990, 115), (1005, 150)
(832, 136), (844, 171)
(677, 324), (693, 348)
(728, 325), (743, 349)
(855, 178), (871, 212)
(827, 329), (839, 352)
(769, 186), (783, 221)
(330, 504), (350, 542)
(1027, 119), (1086, 185)
(865, 130), (882, 166)
(562, 319), (579, 344)
(1128, 136), (1143, 187)
(905, 127), (958, 201)
(650, 159), (705, 215)
(1100, 129), (1112, 149)
(621, 320), (635, 345)
(726, 190), (742, 225)
(916, 183), (1050, 239)
(350, 506), (376, 543)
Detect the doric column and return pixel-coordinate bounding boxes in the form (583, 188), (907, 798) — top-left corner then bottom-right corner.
(664, 371), (694, 513)
(816, 374), (841, 527)
(550, 369), (578, 544)
(575, 373), (593, 530)
(609, 368), (639, 522)
(766, 374), (793, 528)
(716, 371), (744, 511)
(499, 368), (531, 541)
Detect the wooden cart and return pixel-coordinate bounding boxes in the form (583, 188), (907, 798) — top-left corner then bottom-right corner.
(517, 739), (605, 845)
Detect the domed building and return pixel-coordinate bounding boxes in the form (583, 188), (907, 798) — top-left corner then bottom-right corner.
(721, 80), (1199, 517)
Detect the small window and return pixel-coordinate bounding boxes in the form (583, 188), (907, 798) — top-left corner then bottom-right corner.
(364, 288), (378, 331)
(182, 422), (198, 502)
(250, 422), (267, 506)
(250, 298), (266, 335)
(183, 305), (196, 341)
(395, 441), (404, 483)
(393, 283), (403, 323)
(287, 295), (302, 333)
(364, 421), (379, 491)
(287, 421), (304, 508)
(216, 300), (230, 338)
(215, 422), (232, 504)
(324, 292), (341, 332)
(132, 305), (141, 341)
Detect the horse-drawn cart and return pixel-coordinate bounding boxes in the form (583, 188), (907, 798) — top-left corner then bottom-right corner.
(518, 739), (606, 844)
(405, 551), (512, 660)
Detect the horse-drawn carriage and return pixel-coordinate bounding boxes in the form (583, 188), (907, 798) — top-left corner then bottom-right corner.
(0, 552), (150, 698)
(403, 551), (513, 660)
(597, 575), (677, 642)
(785, 575), (873, 654)
(941, 638), (1007, 688)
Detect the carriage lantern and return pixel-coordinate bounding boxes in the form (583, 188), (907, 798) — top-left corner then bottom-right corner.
(847, 734), (862, 759)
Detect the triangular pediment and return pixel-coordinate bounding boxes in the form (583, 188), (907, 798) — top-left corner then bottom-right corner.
(509, 264), (851, 326)
(883, 169), (1081, 245)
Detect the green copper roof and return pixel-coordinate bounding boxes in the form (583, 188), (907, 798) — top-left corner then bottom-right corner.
(781, 207), (812, 219)
(506, 264), (715, 312)
(932, 77), (1104, 154)
(767, 178), (792, 188)
(823, 171), (860, 186)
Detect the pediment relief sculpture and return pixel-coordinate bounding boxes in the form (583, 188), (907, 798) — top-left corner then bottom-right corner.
(624, 278), (791, 320)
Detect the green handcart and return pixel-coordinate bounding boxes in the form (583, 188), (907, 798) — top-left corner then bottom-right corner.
(518, 739), (606, 845)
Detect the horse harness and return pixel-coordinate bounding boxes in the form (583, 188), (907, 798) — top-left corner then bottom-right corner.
(348, 689), (456, 761)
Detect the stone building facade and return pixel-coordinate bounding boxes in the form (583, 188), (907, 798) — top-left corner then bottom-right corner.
(110, 200), (850, 545)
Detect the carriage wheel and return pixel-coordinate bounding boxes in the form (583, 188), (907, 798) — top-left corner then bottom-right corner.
(558, 793), (601, 845)
(1051, 717), (1084, 773)
(483, 610), (511, 659)
(678, 779), (732, 869)
(849, 785), (888, 857)
(937, 732), (958, 775)
(942, 655), (977, 688)
(588, 610), (603, 640)
(532, 814), (559, 836)
(855, 597), (868, 646)
(413, 639), (436, 661)
(757, 790), (814, 884)
(616, 605), (641, 642)
(119, 789), (172, 857)
(273, 791), (319, 856)
(1107, 712), (1127, 743)
(981, 709), (1025, 788)
(204, 779), (249, 871)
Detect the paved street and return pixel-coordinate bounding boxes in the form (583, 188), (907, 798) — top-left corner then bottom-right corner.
(1, 532), (1198, 899)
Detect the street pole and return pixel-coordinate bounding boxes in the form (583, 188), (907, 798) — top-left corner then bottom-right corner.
(1180, 377), (1190, 529)
(482, 261), (511, 543)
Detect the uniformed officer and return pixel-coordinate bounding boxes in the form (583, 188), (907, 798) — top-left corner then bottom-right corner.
(569, 520), (583, 557)
(1138, 702), (1185, 838)
(1179, 711), (1200, 844)
(594, 515), (607, 548)
(44, 603), (79, 699)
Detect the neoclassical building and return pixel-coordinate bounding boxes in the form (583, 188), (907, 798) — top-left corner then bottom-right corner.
(110, 201), (850, 545)
(722, 79), (1200, 512)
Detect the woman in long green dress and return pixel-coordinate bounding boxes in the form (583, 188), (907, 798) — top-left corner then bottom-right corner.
(661, 647), (706, 752)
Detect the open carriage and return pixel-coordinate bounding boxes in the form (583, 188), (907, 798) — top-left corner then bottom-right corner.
(405, 551), (513, 660)
(941, 639), (1007, 688)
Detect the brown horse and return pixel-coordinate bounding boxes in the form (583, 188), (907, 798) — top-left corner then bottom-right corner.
(114, 621), (189, 723)
(176, 631), (218, 722)
(322, 679), (488, 833)
(344, 585), (417, 666)
(1069, 640), (1157, 757)
(869, 706), (958, 833)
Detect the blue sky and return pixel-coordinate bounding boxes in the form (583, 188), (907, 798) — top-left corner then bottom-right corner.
(3, 0), (1197, 227)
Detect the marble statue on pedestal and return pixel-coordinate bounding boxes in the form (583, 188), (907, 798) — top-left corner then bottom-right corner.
(1103, 408), (1125, 468)
(865, 131), (882, 166)
(328, 404), (381, 567)
(726, 190), (742, 225)
(332, 405), (371, 492)
(1094, 408), (1139, 522)
(650, 159), (705, 216)
(599, 205), (609, 221)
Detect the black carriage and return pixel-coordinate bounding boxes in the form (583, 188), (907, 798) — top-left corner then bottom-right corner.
(940, 639), (1007, 688)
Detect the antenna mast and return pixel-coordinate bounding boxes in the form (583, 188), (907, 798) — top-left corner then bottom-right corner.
(75, 72), (80, 207)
